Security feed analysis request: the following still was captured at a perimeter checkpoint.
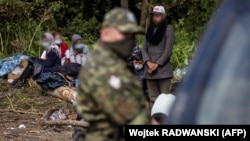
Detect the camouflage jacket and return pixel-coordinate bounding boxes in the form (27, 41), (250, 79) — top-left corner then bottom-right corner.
(77, 40), (149, 141)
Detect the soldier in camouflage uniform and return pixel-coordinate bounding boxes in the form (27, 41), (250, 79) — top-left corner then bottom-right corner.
(76, 8), (150, 141)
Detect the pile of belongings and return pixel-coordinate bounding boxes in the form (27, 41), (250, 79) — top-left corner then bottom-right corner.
(1, 54), (82, 105)
(35, 63), (81, 104)
(0, 54), (29, 81)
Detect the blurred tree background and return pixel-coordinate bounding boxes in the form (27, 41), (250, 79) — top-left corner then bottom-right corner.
(0, 0), (222, 69)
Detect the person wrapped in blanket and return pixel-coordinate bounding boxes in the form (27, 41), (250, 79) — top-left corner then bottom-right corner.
(11, 32), (61, 88)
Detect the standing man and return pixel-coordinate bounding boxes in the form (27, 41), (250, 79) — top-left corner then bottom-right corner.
(76, 8), (149, 141)
(142, 6), (175, 106)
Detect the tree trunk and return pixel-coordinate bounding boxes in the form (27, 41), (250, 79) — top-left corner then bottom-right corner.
(146, 0), (153, 28)
(82, 0), (89, 19)
(140, 0), (153, 29)
(40, 119), (89, 128)
(120, 0), (129, 9)
(39, 106), (89, 128)
(140, 0), (148, 28)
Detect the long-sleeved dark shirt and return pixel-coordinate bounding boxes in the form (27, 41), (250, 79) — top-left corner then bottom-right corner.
(42, 48), (61, 72)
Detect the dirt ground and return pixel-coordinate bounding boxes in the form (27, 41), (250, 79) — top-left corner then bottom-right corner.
(0, 79), (74, 141)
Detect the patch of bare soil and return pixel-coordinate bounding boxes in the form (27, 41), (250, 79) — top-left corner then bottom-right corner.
(0, 79), (73, 141)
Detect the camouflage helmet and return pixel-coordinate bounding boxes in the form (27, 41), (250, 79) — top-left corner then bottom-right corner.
(102, 8), (144, 33)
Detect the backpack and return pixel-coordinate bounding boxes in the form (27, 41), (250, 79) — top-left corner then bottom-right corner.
(54, 63), (81, 77)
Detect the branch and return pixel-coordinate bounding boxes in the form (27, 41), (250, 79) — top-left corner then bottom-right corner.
(27, 8), (52, 51)
(40, 120), (89, 128)
(4, 93), (40, 115)
(40, 106), (58, 121)
(39, 106), (89, 128)
(0, 109), (41, 115)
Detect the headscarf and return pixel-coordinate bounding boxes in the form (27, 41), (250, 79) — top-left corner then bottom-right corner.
(71, 34), (82, 46)
(41, 32), (60, 56)
(71, 34), (84, 54)
(41, 32), (54, 46)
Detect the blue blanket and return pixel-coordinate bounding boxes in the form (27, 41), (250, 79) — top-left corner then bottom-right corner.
(36, 72), (68, 90)
(0, 54), (29, 77)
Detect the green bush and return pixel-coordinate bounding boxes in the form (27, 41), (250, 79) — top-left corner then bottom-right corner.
(0, 0), (218, 60)
(171, 21), (196, 69)
(136, 35), (144, 47)
(0, 0), (56, 57)
(60, 16), (100, 45)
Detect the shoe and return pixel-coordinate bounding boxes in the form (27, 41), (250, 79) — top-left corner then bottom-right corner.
(11, 80), (24, 88)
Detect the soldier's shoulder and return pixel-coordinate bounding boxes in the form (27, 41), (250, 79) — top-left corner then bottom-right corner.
(81, 43), (119, 72)
(94, 41), (113, 56)
(94, 42), (124, 64)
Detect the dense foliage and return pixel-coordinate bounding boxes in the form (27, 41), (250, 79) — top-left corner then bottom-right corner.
(0, 0), (221, 69)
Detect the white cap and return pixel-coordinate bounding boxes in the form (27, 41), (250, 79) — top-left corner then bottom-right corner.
(151, 6), (166, 15)
(151, 94), (176, 116)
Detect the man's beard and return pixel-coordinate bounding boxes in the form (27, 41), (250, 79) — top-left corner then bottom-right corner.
(153, 20), (164, 26)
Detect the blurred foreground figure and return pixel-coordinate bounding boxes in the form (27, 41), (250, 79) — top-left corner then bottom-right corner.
(167, 0), (250, 124)
(76, 8), (149, 141)
(151, 94), (176, 124)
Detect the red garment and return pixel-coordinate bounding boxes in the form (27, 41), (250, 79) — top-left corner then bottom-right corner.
(59, 42), (69, 58)
(58, 42), (71, 64)
(66, 58), (71, 63)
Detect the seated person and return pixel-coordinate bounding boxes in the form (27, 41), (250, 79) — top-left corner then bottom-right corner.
(132, 51), (144, 79)
(11, 33), (61, 88)
(52, 31), (70, 65)
(132, 51), (149, 102)
(66, 34), (89, 66)
(40, 32), (61, 72)
(127, 41), (140, 64)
